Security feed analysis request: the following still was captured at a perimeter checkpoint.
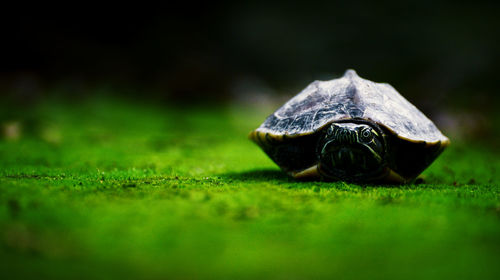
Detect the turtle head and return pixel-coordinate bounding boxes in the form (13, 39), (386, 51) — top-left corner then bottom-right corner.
(316, 121), (387, 182)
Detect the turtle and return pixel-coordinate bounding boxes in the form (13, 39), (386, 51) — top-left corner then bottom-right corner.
(249, 69), (450, 184)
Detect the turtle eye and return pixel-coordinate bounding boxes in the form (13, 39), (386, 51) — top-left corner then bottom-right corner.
(360, 128), (373, 142)
(327, 126), (334, 135)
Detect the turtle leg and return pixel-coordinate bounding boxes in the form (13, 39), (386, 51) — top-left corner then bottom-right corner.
(290, 164), (321, 180)
(378, 167), (409, 184)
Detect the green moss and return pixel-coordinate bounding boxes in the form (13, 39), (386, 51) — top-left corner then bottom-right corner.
(1, 97), (499, 279)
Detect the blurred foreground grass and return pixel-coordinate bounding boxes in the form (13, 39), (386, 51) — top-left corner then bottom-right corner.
(1, 97), (499, 280)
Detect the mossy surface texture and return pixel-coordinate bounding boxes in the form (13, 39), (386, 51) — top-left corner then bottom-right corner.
(1, 97), (499, 280)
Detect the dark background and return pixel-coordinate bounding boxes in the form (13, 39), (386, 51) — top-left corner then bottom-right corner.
(1, 1), (499, 115)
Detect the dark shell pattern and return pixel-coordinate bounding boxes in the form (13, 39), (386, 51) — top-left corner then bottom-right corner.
(256, 70), (449, 144)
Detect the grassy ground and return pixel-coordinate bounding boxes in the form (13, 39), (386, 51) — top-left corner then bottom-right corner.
(1, 96), (499, 279)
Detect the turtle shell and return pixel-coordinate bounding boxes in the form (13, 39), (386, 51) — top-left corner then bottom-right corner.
(250, 69), (450, 183)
